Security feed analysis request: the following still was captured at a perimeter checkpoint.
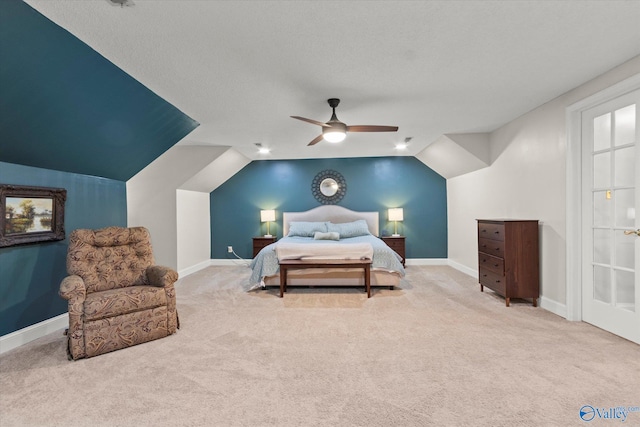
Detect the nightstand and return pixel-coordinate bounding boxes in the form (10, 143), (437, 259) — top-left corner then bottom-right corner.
(381, 236), (405, 267)
(253, 236), (276, 257)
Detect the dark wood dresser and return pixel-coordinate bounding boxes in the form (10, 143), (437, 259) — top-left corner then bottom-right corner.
(477, 219), (539, 307)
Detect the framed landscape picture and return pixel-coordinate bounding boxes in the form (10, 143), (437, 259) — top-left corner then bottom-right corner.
(0, 184), (67, 247)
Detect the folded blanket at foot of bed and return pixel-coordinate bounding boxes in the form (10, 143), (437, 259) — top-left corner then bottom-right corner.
(275, 242), (374, 261)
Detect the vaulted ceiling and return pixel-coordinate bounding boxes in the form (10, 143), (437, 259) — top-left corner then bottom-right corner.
(0, 0), (198, 181)
(2, 1), (640, 181)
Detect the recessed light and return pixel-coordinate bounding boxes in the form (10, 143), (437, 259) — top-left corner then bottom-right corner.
(395, 137), (412, 150)
(258, 147), (270, 154)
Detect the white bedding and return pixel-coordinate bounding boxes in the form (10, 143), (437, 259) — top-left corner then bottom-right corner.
(275, 241), (374, 261)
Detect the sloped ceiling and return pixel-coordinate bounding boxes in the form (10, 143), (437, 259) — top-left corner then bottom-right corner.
(0, 0), (199, 181)
(21, 0), (640, 165)
(2, 1), (640, 181)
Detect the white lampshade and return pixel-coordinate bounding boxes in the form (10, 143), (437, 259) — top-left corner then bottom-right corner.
(260, 209), (276, 238)
(260, 209), (276, 222)
(388, 208), (403, 222)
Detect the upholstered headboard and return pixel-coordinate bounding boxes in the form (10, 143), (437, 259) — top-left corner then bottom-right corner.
(283, 205), (379, 237)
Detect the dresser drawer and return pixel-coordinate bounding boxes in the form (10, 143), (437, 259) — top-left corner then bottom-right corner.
(479, 253), (504, 275)
(478, 238), (504, 258)
(479, 268), (506, 295)
(478, 222), (505, 241)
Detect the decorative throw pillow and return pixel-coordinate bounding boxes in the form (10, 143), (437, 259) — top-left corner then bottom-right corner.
(314, 231), (340, 241)
(326, 220), (371, 238)
(287, 221), (328, 237)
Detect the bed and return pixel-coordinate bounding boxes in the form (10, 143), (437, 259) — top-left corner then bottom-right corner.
(248, 205), (405, 291)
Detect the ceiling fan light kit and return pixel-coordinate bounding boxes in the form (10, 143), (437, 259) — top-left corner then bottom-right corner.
(323, 127), (347, 143)
(291, 98), (398, 146)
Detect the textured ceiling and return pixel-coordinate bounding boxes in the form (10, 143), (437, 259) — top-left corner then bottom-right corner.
(18, 0), (640, 163)
(0, 0), (199, 181)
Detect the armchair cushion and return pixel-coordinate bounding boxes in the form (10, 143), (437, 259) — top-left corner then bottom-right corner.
(83, 285), (167, 322)
(67, 227), (155, 293)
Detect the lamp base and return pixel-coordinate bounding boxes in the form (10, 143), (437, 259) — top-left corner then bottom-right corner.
(264, 234), (273, 238)
(391, 233), (401, 237)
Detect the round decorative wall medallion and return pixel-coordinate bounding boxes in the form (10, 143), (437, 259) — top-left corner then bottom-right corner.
(311, 170), (347, 204)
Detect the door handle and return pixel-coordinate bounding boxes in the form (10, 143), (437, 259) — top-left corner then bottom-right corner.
(623, 229), (640, 236)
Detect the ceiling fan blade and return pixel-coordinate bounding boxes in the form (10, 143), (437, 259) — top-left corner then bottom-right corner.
(307, 134), (325, 146)
(346, 125), (399, 133)
(291, 116), (331, 128)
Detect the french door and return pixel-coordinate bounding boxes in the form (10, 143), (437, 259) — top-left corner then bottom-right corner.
(581, 89), (640, 344)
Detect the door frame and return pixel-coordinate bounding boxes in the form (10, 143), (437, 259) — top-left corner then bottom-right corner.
(566, 73), (640, 321)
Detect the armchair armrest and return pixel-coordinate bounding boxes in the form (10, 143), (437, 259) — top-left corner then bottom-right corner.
(147, 265), (178, 288)
(59, 275), (87, 360)
(59, 275), (87, 301)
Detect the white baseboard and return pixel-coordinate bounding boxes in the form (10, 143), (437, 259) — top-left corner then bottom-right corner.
(178, 259), (214, 277)
(405, 258), (448, 266)
(539, 296), (567, 318)
(0, 313), (68, 355)
(447, 260), (478, 278)
(178, 258), (249, 277)
(210, 259), (251, 266)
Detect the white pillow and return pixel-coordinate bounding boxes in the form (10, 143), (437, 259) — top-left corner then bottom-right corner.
(314, 231), (340, 241)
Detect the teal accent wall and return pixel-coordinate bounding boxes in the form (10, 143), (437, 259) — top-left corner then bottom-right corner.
(210, 157), (447, 259)
(0, 0), (199, 181)
(0, 162), (127, 336)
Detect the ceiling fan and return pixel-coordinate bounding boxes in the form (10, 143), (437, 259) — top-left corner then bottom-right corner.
(107, 0), (135, 7)
(291, 98), (398, 146)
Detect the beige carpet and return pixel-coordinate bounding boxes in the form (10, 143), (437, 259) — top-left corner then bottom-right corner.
(1, 265), (639, 426)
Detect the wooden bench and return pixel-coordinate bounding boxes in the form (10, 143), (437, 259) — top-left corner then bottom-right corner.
(279, 258), (373, 298)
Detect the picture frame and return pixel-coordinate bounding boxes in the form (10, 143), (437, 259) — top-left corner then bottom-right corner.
(0, 184), (67, 247)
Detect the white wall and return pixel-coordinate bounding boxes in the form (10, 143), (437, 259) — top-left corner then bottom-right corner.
(176, 189), (211, 272)
(127, 145), (249, 270)
(447, 56), (640, 313)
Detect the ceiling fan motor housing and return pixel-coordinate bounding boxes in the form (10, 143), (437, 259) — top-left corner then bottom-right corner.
(328, 98), (340, 109)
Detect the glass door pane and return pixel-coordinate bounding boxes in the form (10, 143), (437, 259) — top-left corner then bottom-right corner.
(591, 103), (637, 312)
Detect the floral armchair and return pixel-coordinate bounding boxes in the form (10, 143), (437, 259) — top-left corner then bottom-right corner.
(59, 226), (179, 360)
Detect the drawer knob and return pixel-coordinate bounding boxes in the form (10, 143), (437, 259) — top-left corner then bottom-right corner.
(494, 264), (499, 267)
